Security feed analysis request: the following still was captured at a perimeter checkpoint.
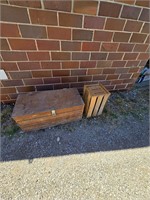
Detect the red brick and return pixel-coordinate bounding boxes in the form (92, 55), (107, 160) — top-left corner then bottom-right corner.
(126, 60), (140, 67)
(71, 69), (86, 76)
(145, 35), (150, 44)
(1, 23), (21, 37)
(41, 62), (61, 69)
(1, 51), (28, 61)
(113, 32), (131, 42)
(54, 84), (69, 90)
(29, 9), (57, 25)
(1, 95), (10, 101)
(114, 0), (135, 5)
(107, 74), (119, 80)
(100, 80), (111, 85)
(146, 45), (150, 52)
(99, 1), (122, 18)
(139, 60), (147, 66)
(19, 25), (47, 39)
(9, 0), (41, 8)
(91, 53), (107, 60)
(141, 23), (150, 33)
(74, 0), (98, 15)
(70, 82), (86, 88)
(80, 61), (96, 68)
(9, 39), (36, 50)
(105, 85), (114, 90)
(115, 84), (127, 90)
(8, 93), (19, 100)
(73, 29), (93, 41)
(72, 53), (89, 60)
(36, 85), (53, 91)
(118, 43), (134, 52)
(101, 43), (118, 52)
(130, 33), (147, 43)
(61, 41), (81, 51)
(1, 39), (10, 50)
(78, 76), (92, 82)
(124, 20), (143, 32)
(133, 44), (149, 52)
(84, 16), (105, 29)
(125, 83), (133, 89)
(112, 61), (127, 68)
(51, 52), (70, 61)
(37, 40), (59, 50)
(129, 67), (140, 73)
(87, 69), (102, 75)
(44, 78), (61, 84)
(107, 53), (124, 60)
(93, 75), (107, 81)
(121, 5), (141, 20)
(44, 0), (71, 12)
(17, 86), (35, 93)
(137, 53), (149, 60)
(0, 81), (3, 87)
(27, 52), (50, 61)
(17, 62), (41, 70)
(1, 5), (30, 23)
(123, 79), (134, 84)
(62, 77), (77, 83)
(1, 87), (16, 94)
(132, 73), (140, 79)
(9, 71), (32, 79)
(82, 42), (100, 51)
(48, 27), (71, 40)
(139, 8), (149, 22)
(94, 31), (113, 42)
(24, 78), (43, 86)
(1, 62), (18, 71)
(59, 13), (82, 28)
(123, 53), (138, 60)
(103, 68), (115, 74)
(1, 80), (24, 87)
(53, 70), (70, 77)
(32, 70), (52, 78)
(115, 68), (129, 74)
(105, 18), (125, 31)
(120, 73), (132, 79)
(97, 61), (112, 68)
(62, 62), (79, 69)
(2, 99), (16, 103)
(135, 0), (150, 8)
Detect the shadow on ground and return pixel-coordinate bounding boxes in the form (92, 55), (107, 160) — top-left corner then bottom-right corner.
(1, 83), (149, 162)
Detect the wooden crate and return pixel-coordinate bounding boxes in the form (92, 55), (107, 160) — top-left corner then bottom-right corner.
(12, 88), (84, 131)
(83, 84), (110, 118)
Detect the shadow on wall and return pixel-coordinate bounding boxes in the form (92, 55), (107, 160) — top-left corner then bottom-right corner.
(1, 104), (149, 162)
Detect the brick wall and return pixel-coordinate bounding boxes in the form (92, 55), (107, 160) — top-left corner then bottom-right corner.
(0, 0), (149, 103)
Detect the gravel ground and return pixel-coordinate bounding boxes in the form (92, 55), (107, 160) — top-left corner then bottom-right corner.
(0, 83), (149, 199)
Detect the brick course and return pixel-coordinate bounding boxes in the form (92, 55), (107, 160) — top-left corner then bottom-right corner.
(0, 1), (149, 103)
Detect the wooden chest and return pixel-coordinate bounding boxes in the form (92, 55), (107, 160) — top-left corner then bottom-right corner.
(12, 88), (84, 131)
(83, 84), (110, 118)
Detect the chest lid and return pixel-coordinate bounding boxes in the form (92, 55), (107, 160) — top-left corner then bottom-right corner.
(12, 88), (84, 120)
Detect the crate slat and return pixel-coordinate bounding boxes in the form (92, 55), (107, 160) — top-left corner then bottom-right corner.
(92, 95), (103, 116)
(87, 96), (97, 117)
